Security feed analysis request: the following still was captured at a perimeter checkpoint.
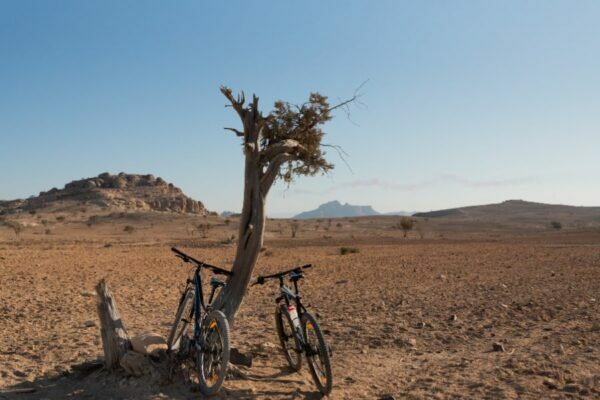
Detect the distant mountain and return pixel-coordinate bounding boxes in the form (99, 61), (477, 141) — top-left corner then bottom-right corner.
(384, 211), (415, 216)
(293, 200), (380, 219)
(0, 172), (207, 215)
(413, 200), (600, 226)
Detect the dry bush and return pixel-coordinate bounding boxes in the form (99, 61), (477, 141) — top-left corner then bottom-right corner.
(123, 225), (135, 234)
(221, 234), (236, 245)
(197, 223), (212, 238)
(340, 247), (359, 255)
(2, 220), (22, 237)
(55, 216), (66, 222)
(396, 217), (414, 238)
(551, 221), (562, 230)
(290, 220), (299, 238)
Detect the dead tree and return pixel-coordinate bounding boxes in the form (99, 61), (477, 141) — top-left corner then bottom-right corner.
(96, 279), (131, 368)
(212, 86), (359, 322)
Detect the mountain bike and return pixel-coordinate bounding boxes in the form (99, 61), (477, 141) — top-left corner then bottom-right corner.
(252, 264), (333, 395)
(167, 247), (232, 395)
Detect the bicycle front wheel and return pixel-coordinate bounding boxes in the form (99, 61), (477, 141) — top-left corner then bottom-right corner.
(198, 310), (230, 395)
(167, 289), (194, 352)
(302, 312), (333, 395)
(275, 303), (302, 372)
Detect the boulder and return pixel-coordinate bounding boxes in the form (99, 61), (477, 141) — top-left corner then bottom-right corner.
(130, 332), (168, 357)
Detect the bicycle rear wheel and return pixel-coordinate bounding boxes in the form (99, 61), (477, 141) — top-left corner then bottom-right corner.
(302, 312), (333, 395)
(167, 289), (194, 352)
(198, 310), (230, 395)
(275, 303), (302, 372)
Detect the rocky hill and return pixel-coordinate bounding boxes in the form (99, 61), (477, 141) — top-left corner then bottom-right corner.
(413, 199), (600, 227)
(293, 200), (379, 219)
(0, 172), (207, 215)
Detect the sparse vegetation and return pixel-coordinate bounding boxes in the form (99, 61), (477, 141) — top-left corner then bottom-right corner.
(340, 247), (360, 255)
(45, 229), (51, 235)
(197, 223), (212, 238)
(1, 220), (22, 237)
(123, 225), (135, 234)
(398, 217), (414, 238)
(551, 221), (562, 230)
(56, 216), (66, 222)
(290, 221), (299, 238)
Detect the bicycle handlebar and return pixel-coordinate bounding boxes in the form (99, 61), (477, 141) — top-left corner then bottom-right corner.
(252, 264), (312, 286)
(171, 247), (233, 276)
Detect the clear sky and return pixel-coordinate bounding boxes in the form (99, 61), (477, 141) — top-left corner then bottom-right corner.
(1, 1), (599, 216)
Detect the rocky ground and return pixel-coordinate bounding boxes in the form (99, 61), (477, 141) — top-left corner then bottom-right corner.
(0, 213), (598, 399)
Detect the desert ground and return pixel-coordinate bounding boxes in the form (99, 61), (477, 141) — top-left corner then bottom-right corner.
(0, 212), (599, 399)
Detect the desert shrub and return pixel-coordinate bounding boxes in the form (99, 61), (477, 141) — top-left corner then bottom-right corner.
(220, 234), (236, 245)
(264, 250), (273, 257)
(398, 217), (414, 238)
(29, 210), (36, 215)
(41, 219), (49, 226)
(104, 243), (112, 248)
(2, 220), (22, 237)
(123, 225), (135, 234)
(340, 247), (359, 255)
(224, 218), (231, 226)
(55, 216), (65, 222)
(551, 221), (562, 230)
(336, 222), (342, 228)
(197, 223), (212, 238)
(290, 220), (299, 238)
(45, 229), (51, 235)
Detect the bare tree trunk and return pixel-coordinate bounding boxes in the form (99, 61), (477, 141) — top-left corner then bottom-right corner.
(213, 106), (267, 323)
(96, 279), (131, 369)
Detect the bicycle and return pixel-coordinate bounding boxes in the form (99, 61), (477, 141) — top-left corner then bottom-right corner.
(252, 264), (333, 395)
(166, 247), (232, 395)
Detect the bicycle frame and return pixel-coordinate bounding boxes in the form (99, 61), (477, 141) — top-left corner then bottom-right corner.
(276, 273), (308, 344)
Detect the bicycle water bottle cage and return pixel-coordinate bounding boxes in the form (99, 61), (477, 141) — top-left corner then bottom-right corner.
(289, 271), (303, 281)
(210, 277), (226, 288)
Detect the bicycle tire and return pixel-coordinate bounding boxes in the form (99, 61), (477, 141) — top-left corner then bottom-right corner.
(198, 310), (230, 395)
(302, 312), (333, 395)
(275, 303), (302, 372)
(167, 289), (195, 352)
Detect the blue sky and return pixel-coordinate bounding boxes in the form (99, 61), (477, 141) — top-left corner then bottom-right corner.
(1, 1), (599, 215)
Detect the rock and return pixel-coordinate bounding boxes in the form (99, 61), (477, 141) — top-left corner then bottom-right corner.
(119, 351), (150, 377)
(449, 314), (458, 321)
(230, 348), (253, 367)
(543, 378), (559, 390)
(380, 395), (396, 400)
(255, 341), (278, 354)
(438, 274), (447, 281)
(130, 332), (167, 357)
(407, 338), (417, 347)
(80, 291), (94, 298)
(563, 384), (581, 393)
(84, 320), (96, 328)
(492, 342), (505, 352)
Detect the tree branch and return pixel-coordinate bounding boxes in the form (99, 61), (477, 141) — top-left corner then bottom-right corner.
(260, 153), (294, 194)
(224, 127), (244, 137)
(220, 86), (246, 121)
(260, 139), (303, 164)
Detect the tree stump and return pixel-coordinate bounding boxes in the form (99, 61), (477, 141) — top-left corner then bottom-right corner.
(96, 279), (131, 369)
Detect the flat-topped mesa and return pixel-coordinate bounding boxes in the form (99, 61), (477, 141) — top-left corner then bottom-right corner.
(4, 172), (207, 215)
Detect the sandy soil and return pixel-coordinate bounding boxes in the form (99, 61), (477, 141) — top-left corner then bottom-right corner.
(0, 214), (598, 399)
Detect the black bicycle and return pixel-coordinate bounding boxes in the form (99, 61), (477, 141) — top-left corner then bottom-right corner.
(253, 264), (333, 395)
(167, 247), (232, 395)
